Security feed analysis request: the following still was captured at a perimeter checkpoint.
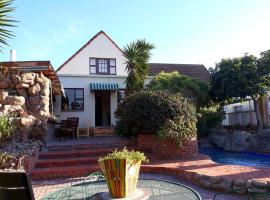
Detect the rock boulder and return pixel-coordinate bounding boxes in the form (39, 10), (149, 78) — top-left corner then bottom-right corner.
(16, 88), (28, 97)
(20, 116), (36, 127)
(5, 96), (25, 106)
(21, 73), (36, 84)
(224, 131), (257, 152)
(0, 79), (11, 89)
(16, 83), (29, 89)
(209, 128), (230, 148)
(28, 83), (41, 96)
(29, 96), (40, 105)
(253, 129), (270, 151)
(209, 129), (258, 152)
(0, 90), (8, 103)
(11, 74), (21, 85)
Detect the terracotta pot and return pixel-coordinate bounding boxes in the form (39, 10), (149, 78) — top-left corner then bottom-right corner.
(98, 159), (141, 198)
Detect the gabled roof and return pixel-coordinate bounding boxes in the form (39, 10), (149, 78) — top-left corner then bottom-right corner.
(149, 63), (210, 82)
(56, 31), (123, 73)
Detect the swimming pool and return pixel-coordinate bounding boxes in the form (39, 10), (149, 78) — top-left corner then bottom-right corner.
(199, 148), (270, 167)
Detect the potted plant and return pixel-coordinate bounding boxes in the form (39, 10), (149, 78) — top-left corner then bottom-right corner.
(98, 147), (148, 198)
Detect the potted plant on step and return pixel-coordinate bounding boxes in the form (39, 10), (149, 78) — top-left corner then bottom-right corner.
(98, 147), (148, 198)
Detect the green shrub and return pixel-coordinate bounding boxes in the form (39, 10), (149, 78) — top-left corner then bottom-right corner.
(147, 71), (209, 108)
(157, 115), (197, 147)
(98, 147), (148, 163)
(197, 107), (224, 137)
(0, 114), (16, 141)
(115, 91), (197, 146)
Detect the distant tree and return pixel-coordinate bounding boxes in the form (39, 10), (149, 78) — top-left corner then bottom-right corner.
(123, 39), (154, 96)
(0, 0), (16, 50)
(147, 71), (209, 108)
(210, 50), (270, 132)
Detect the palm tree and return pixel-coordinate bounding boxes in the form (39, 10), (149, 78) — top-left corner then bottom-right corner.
(0, 0), (16, 51)
(123, 39), (154, 96)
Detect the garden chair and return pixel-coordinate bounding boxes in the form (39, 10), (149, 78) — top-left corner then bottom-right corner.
(214, 182), (270, 200)
(67, 117), (79, 138)
(0, 171), (35, 200)
(77, 121), (90, 139)
(55, 120), (71, 139)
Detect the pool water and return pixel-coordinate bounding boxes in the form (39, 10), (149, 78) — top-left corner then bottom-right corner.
(199, 148), (270, 167)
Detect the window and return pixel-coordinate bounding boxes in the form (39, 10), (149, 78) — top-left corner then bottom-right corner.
(61, 88), (84, 111)
(117, 89), (125, 104)
(90, 58), (96, 74)
(89, 58), (116, 75)
(98, 59), (108, 73)
(109, 59), (116, 74)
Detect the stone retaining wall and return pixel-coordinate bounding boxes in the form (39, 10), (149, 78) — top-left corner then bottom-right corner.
(138, 134), (198, 159)
(0, 67), (52, 140)
(0, 68), (53, 172)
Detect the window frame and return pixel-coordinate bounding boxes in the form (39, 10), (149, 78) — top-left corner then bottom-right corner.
(89, 57), (116, 75)
(61, 88), (84, 112)
(117, 89), (125, 105)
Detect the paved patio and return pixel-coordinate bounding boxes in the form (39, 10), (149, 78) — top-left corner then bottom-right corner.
(143, 154), (270, 183)
(32, 173), (247, 200)
(32, 137), (270, 199)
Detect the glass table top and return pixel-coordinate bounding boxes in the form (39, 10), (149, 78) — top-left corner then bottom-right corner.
(41, 173), (202, 200)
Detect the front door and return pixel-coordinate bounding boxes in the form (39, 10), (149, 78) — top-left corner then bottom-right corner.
(95, 91), (111, 126)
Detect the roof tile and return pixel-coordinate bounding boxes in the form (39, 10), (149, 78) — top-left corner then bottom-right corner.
(149, 63), (210, 81)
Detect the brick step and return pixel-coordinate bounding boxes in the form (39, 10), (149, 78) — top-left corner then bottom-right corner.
(39, 148), (115, 159)
(31, 164), (100, 180)
(46, 142), (128, 152)
(35, 157), (100, 168)
(93, 127), (115, 136)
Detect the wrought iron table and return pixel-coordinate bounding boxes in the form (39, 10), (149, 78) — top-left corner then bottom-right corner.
(41, 172), (202, 200)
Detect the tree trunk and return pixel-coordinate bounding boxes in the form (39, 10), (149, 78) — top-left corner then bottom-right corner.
(252, 96), (263, 132)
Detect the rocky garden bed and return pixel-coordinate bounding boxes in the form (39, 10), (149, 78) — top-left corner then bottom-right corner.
(0, 139), (43, 172)
(206, 128), (270, 152)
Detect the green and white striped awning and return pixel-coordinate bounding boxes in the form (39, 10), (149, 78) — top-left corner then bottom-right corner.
(89, 83), (119, 92)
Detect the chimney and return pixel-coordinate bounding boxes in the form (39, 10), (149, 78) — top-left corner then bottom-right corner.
(10, 49), (16, 61)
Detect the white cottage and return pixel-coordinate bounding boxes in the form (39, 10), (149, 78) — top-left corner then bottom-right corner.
(55, 31), (209, 129)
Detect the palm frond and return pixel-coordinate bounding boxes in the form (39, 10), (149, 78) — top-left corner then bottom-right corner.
(123, 39), (154, 95)
(0, 0), (16, 51)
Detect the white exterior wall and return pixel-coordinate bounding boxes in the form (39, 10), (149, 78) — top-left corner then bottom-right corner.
(57, 33), (127, 76)
(55, 75), (128, 127)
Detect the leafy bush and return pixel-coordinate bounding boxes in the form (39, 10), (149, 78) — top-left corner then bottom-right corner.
(115, 91), (197, 146)
(98, 147), (148, 163)
(147, 71), (209, 108)
(197, 107), (224, 137)
(0, 114), (16, 141)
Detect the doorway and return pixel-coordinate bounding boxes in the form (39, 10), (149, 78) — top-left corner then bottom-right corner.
(95, 91), (111, 126)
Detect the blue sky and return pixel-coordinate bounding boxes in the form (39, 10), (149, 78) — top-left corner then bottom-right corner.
(0, 0), (270, 69)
